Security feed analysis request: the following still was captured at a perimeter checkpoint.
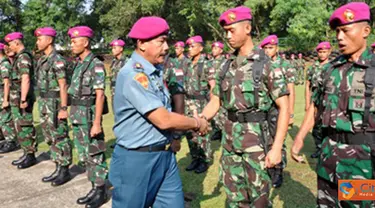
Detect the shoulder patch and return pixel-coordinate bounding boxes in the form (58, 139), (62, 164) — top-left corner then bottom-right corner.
(134, 73), (149, 89)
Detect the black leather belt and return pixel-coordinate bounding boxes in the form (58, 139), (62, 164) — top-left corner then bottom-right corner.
(118, 143), (167, 152)
(40, 91), (60, 98)
(70, 98), (95, 107)
(227, 111), (267, 123)
(324, 127), (375, 145)
(186, 94), (207, 100)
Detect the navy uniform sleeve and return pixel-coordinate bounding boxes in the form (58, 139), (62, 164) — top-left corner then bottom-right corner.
(124, 72), (164, 115)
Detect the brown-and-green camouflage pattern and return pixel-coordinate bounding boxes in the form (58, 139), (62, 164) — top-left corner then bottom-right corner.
(36, 50), (72, 166)
(10, 50), (36, 153)
(313, 48), (375, 207)
(184, 55), (215, 162)
(0, 57), (16, 143)
(214, 49), (288, 207)
(68, 52), (107, 186)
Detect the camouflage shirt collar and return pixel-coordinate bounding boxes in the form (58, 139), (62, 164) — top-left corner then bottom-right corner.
(81, 52), (94, 63)
(332, 48), (373, 68)
(14, 49), (26, 59)
(231, 48), (258, 60)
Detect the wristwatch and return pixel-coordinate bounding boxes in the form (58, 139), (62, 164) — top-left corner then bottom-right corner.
(60, 106), (68, 111)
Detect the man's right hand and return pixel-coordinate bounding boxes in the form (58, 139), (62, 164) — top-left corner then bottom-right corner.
(291, 136), (306, 163)
(2, 100), (9, 109)
(197, 117), (209, 136)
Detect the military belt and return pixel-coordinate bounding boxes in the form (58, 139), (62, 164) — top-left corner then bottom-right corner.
(39, 91), (60, 98)
(117, 143), (168, 152)
(70, 98), (95, 107)
(186, 94), (206, 100)
(324, 127), (375, 145)
(227, 111), (267, 123)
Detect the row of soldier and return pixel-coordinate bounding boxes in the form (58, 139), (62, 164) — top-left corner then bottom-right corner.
(0, 27), (109, 208)
(1, 2), (375, 208)
(108, 2), (375, 208)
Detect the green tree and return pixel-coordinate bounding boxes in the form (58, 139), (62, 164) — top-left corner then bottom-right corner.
(22, 0), (87, 47)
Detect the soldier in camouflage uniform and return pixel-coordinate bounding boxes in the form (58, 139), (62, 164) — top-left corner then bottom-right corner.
(109, 39), (128, 108)
(290, 54), (299, 85)
(4, 32), (37, 169)
(292, 2), (375, 207)
(201, 6), (289, 207)
(0, 43), (17, 153)
(34, 27), (72, 186)
(305, 41), (331, 159)
(296, 53), (305, 85)
(184, 35), (216, 174)
(67, 26), (107, 207)
(261, 34), (296, 188)
(210, 41), (227, 142)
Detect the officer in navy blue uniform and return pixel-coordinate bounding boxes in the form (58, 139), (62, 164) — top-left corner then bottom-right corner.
(108, 16), (209, 208)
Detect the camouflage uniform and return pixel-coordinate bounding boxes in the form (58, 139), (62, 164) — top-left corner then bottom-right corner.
(306, 61), (324, 152)
(214, 50), (288, 207)
(110, 55), (128, 106)
(268, 56), (296, 176)
(10, 51), (36, 153)
(0, 57), (16, 143)
(68, 53), (107, 186)
(313, 49), (375, 207)
(212, 55), (227, 134)
(164, 57), (186, 96)
(36, 51), (72, 166)
(184, 55), (215, 163)
(296, 58), (305, 85)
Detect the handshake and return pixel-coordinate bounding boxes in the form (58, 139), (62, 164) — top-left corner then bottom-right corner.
(192, 111), (209, 136)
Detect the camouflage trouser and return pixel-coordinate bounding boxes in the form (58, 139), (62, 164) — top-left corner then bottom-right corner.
(38, 99), (72, 166)
(185, 98), (212, 163)
(72, 123), (108, 186)
(312, 123), (323, 151)
(0, 107), (17, 142)
(11, 105), (37, 153)
(220, 148), (272, 208)
(317, 138), (374, 207)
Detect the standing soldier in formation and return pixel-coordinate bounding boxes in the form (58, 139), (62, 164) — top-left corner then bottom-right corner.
(303, 41), (331, 159)
(34, 27), (72, 186)
(109, 39), (128, 108)
(260, 34), (296, 188)
(5, 32), (37, 169)
(184, 35), (215, 174)
(296, 53), (305, 85)
(201, 6), (289, 207)
(292, 2), (375, 207)
(174, 41), (189, 66)
(210, 41), (226, 141)
(290, 54), (299, 84)
(67, 26), (108, 207)
(0, 43), (17, 153)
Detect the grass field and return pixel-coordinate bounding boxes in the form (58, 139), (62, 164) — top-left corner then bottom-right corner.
(34, 84), (318, 208)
